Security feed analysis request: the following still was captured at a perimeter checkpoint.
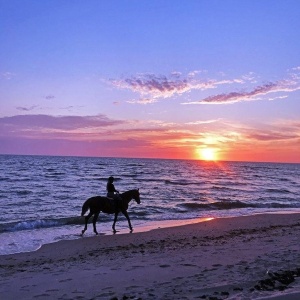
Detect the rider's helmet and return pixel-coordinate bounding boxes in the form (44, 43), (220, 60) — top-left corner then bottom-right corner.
(108, 176), (114, 182)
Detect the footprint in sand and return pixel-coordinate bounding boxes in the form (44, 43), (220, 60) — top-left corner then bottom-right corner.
(159, 264), (171, 268)
(181, 263), (197, 267)
(127, 265), (145, 271)
(59, 278), (72, 283)
(33, 294), (51, 298)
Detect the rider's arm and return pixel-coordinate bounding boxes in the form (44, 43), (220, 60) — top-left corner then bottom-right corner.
(112, 184), (119, 193)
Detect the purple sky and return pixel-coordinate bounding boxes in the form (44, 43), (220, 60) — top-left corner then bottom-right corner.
(1, 1), (300, 162)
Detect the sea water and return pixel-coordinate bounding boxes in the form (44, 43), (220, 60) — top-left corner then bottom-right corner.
(0, 155), (299, 255)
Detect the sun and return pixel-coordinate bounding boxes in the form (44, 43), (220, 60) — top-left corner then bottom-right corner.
(199, 148), (217, 161)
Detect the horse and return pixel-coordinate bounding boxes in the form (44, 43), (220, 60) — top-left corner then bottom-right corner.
(81, 189), (140, 235)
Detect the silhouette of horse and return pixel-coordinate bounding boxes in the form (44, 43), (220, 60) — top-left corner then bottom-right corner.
(81, 189), (140, 235)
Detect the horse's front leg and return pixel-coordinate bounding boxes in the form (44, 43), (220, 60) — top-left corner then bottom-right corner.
(122, 210), (133, 232)
(81, 211), (93, 236)
(112, 212), (119, 233)
(92, 212), (100, 235)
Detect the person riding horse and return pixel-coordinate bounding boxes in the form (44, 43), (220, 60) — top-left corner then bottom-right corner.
(81, 188), (140, 235)
(106, 176), (121, 210)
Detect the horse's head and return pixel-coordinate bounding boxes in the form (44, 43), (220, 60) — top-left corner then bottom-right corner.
(133, 189), (141, 204)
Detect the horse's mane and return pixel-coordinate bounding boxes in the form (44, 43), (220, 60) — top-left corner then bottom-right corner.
(121, 189), (137, 196)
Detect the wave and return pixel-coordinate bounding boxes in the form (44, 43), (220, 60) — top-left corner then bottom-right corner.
(1, 202), (299, 234)
(45, 172), (66, 177)
(165, 180), (197, 186)
(125, 163), (145, 167)
(0, 210), (149, 233)
(279, 178), (290, 182)
(265, 188), (293, 194)
(212, 185), (240, 192)
(177, 200), (300, 211)
(0, 177), (9, 181)
(122, 174), (138, 178)
(15, 190), (33, 196)
(178, 201), (252, 210)
(0, 217), (83, 233)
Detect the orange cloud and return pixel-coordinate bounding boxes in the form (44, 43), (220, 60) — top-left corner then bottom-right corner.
(0, 114), (299, 163)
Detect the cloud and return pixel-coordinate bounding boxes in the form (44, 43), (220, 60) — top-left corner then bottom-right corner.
(109, 74), (190, 101)
(275, 119), (300, 130)
(16, 106), (37, 111)
(109, 72), (246, 103)
(183, 67), (300, 105)
(0, 113), (299, 161)
(222, 119), (300, 144)
(185, 119), (222, 125)
(1, 72), (15, 80)
(200, 82), (281, 104)
(290, 66), (300, 72)
(246, 131), (299, 141)
(45, 95), (55, 100)
(0, 114), (124, 134)
(267, 95), (288, 101)
(0, 136), (152, 157)
(126, 98), (155, 105)
(109, 67), (300, 105)
(184, 79), (300, 105)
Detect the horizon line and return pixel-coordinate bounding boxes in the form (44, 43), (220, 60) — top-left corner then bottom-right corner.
(0, 153), (299, 165)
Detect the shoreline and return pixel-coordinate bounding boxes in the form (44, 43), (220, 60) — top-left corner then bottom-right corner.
(3, 210), (300, 257)
(1, 213), (300, 299)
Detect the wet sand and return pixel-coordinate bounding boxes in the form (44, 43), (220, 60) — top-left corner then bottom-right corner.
(0, 213), (300, 299)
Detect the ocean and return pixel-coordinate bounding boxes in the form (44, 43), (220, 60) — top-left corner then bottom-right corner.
(0, 155), (299, 255)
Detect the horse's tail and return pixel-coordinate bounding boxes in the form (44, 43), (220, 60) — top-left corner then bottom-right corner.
(81, 199), (90, 217)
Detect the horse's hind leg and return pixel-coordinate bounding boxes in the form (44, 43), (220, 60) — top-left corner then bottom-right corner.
(81, 211), (93, 236)
(92, 212), (100, 235)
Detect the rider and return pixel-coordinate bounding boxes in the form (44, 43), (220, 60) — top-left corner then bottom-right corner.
(106, 176), (121, 210)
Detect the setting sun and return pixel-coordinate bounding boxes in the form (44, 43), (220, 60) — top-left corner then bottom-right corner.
(199, 148), (217, 161)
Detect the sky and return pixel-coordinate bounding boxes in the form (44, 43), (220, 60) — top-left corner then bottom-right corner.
(1, 0), (300, 163)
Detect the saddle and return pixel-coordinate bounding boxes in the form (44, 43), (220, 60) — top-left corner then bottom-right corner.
(107, 195), (122, 211)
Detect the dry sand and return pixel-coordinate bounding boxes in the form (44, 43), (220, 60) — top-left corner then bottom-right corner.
(0, 213), (300, 300)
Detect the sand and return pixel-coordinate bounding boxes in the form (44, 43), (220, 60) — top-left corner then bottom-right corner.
(0, 213), (300, 300)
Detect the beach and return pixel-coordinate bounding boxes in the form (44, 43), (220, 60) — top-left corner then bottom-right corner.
(0, 213), (300, 299)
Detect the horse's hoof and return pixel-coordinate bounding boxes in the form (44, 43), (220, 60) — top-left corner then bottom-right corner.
(95, 232), (98, 235)
(113, 230), (117, 234)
